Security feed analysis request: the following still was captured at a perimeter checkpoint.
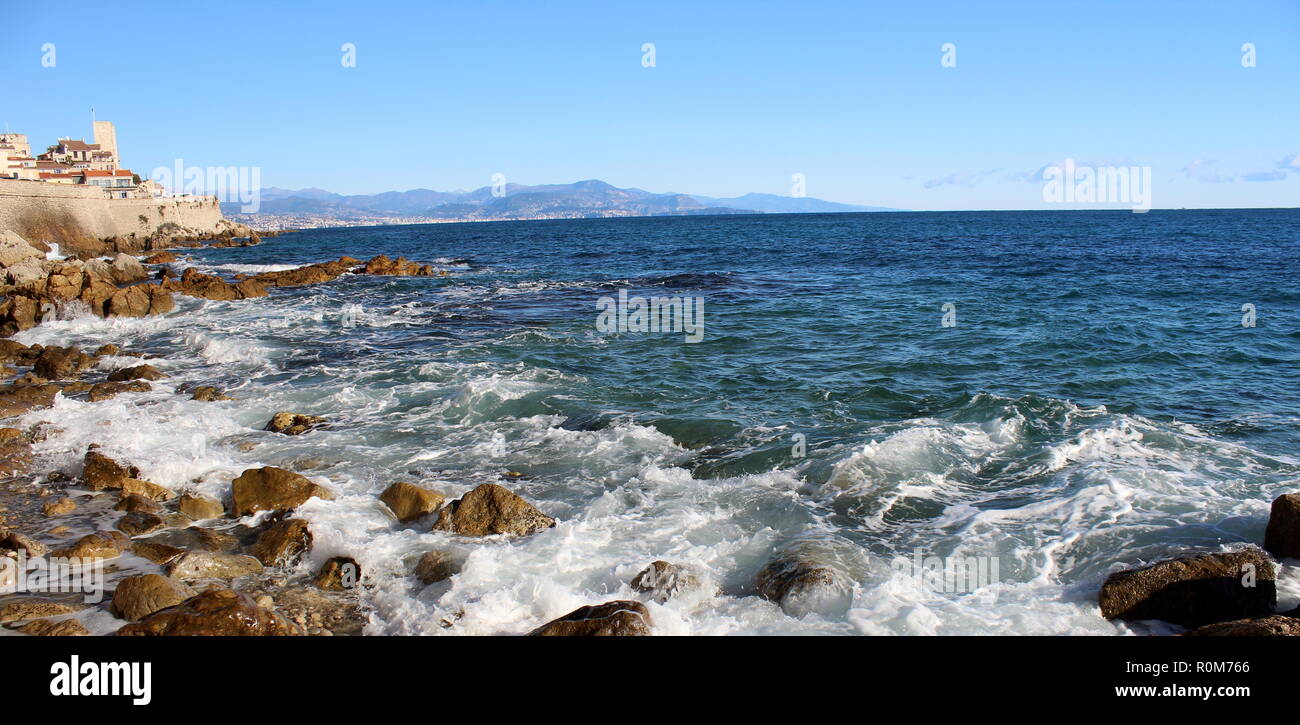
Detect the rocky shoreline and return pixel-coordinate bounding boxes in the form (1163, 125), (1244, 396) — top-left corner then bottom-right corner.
(0, 228), (1297, 637)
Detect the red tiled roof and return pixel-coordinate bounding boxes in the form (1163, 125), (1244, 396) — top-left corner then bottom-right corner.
(58, 139), (98, 151)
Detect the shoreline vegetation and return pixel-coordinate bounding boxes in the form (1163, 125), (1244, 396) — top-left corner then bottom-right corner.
(0, 222), (1296, 637)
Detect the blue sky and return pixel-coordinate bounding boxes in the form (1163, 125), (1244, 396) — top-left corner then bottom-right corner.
(4, 0), (1297, 209)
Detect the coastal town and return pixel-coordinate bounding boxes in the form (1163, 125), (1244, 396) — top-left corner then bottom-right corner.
(1, 121), (163, 200)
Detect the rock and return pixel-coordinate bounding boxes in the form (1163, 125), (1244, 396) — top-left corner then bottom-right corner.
(120, 477), (174, 501)
(358, 254), (434, 276)
(0, 230), (44, 268)
(32, 345), (94, 380)
(88, 380), (151, 401)
(264, 411), (326, 435)
(143, 526), (238, 553)
(130, 539), (186, 564)
(116, 511), (166, 537)
(60, 380), (92, 394)
(246, 257), (360, 288)
(106, 364), (166, 382)
(83, 450), (139, 490)
(0, 598), (84, 623)
(1264, 493), (1300, 560)
(105, 283), (174, 318)
(1, 530), (47, 557)
(84, 253), (149, 286)
(93, 343), (121, 356)
(177, 493), (224, 520)
(13, 618), (91, 636)
(1186, 614), (1300, 636)
(230, 467), (333, 516)
(315, 557), (361, 590)
(414, 550), (455, 584)
(114, 493), (163, 514)
(110, 574), (197, 621)
(756, 556), (838, 607)
(379, 481), (445, 523)
(42, 497), (76, 517)
(631, 560), (703, 603)
(0, 426), (33, 476)
(432, 483), (555, 537)
(191, 385), (232, 402)
(1098, 548), (1277, 628)
(166, 550), (264, 581)
(142, 251), (177, 264)
(115, 588), (300, 636)
(249, 517), (313, 566)
(162, 267), (267, 301)
(0, 383), (61, 418)
(49, 530), (129, 560)
(527, 600), (652, 636)
(0, 339), (34, 363)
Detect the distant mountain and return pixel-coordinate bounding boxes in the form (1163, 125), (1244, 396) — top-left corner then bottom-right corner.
(224, 180), (900, 226)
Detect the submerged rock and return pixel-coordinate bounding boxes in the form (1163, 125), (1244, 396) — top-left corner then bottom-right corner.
(1264, 493), (1300, 560)
(42, 497), (77, 517)
(1098, 548), (1276, 628)
(116, 588), (301, 636)
(177, 493), (224, 520)
(12, 618), (91, 636)
(380, 481), (445, 522)
(631, 560), (705, 603)
(115, 511), (166, 537)
(106, 364), (166, 382)
(0, 597), (84, 623)
(50, 530), (129, 560)
(414, 550), (455, 584)
(190, 385), (232, 402)
(315, 557), (362, 591)
(115, 493), (163, 514)
(230, 467), (333, 516)
(264, 411), (327, 435)
(432, 483), (555, 537)
(527, 600), (652, 636)
(111, 574), (197, 621)
(756, 556), (838, 609)
(32, 345), (94, 380)
(0, 427), (32, 476)
(87, 380), (151, 402)
(166, 550), (264, 581)
(1, 530), (47, 557)
(250, 517), (313, 566)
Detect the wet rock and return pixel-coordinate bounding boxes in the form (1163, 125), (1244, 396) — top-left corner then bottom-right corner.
(116, 511), (166, 537)
(114, 493), (163, 514)
(0, 339), (36, 364)
(358, 254), (434, 276)
(249, 517), (313, 566)
(32, 345), (94, 380)
(177, 493), (224, 520)
(12, 618), (91, 636)
(142, 252), (177, 264)
(84, 253), (149, 286)
(0, 427), (33, 476)
(162, 267), (267, 301)
(1098, 548), (1276, 628)
(527, 600), (652, 636)
(121, 477), (174, 501)
(631, 560), (704, 603)
(190, 385), (232, 402)
(264, 411), (326, 435)
(246, 257), (360, 288)
(49, 530), (129, 560)
(315, 557), (361, 590)
(1186, 614), (1300, 636)
(239, 583), (364, 636)
(0, 383), (60, 418)
(230, 467), (333, 516)
(106, 364), (166, 382)
(415, 550), (455, 584)
(110, 573), (197, 621)
(60, 380), (92, 394)
(1, 530), (47, 557)
(1264, 493), (1300, 560)
(115, 588), (300, 636)
(105, 283), (174, 318)
(88, 380), (151, 401)
(432, 483), (555, 537)
(83, 450), (139, 490)
(93, 343), (121, 356)
(756, 556), (838, 608)
(144, 526), (239, 553)
(42, 497), (76, 517)
(166, 550), (264, 581)
(130, 539), (185, 565)
(0, 598), (84, 623)
(380, 481), (445, 523)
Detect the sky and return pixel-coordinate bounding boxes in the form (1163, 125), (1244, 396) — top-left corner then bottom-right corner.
(3, 0), (1297, 210)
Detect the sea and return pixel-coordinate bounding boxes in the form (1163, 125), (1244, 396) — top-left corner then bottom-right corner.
(14, 208), (1300, 635)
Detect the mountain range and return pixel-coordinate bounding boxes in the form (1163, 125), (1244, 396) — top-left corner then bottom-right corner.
(223, 180), (900, 226)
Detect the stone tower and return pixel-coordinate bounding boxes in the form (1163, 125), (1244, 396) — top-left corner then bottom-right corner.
(92, 120), (119, 169)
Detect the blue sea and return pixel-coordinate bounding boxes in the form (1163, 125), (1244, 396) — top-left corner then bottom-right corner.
(18, 209), (1300, 634)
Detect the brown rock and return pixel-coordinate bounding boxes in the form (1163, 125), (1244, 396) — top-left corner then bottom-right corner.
(0, 383), (61, 418)
(527, 600), (652, 636)
(250, 517), (313, 566)
(116, 511), (166, 537)
(114, 493), (163, 514)
(246, 257), (360, 288)
(13, 618), (91, 636)
(144, 526), (238, 553)
(88, 380), (151, 401)
(110, 573), (197, 621)
(230, 467), (332, 516)
(84, 450), (137, 490)
(106, 364), (166, 382)
(106, 283), (173, 318)
(1186, 614), (1300, 636)
(1098, 548), (1277, 628)
(42, 497), (76, 517)
(50, 530), (129, 560)
(142, 252), (177, 264)
(32, 345), (94, 380)
(415, 550), (455, 584)
(315, 557), (361, 590)
(380, 481), (445, 523)
(121, 477), (174, 501)
(0, 426), (33, 476)
(115, 588), (301, 636)
(130, 539), (185, 564)
(190, 385), (232, 402)
(264, 411), (327, 435)
(432, 483), (555, 537)
(1264, 493), (1300, 560)
(177, 493), (224, 520)
(756, 556), (838, 606)
(166, 550), (263, 581)
(94, 343), (121, 356)
(1, 530), (48, 557)
(358, 254), (434, 276)
(162, 267), (268, 301)
(0, 598), (84, 623)
(631, 560), (704, 603)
